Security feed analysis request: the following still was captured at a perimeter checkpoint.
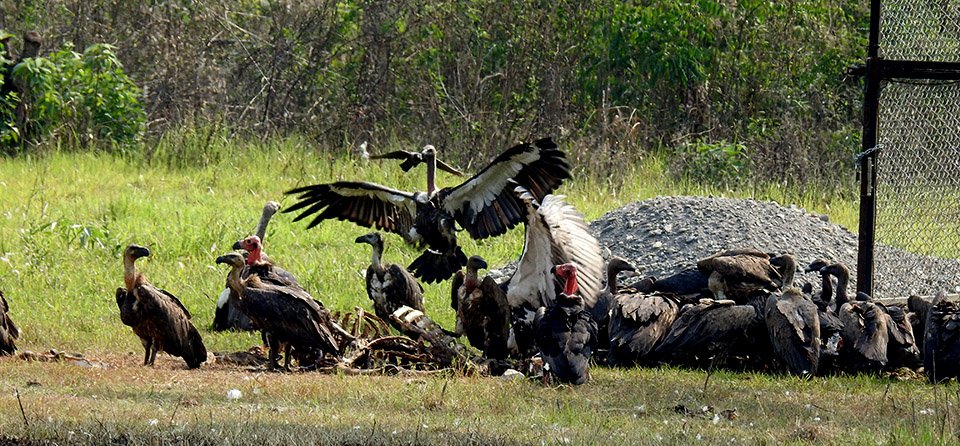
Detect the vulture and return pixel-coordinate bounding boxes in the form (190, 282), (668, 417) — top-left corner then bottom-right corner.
(355, 231), (424, 327)
(534, 263), (598, 385)
(234, 235), (300, 287)
(213, 201), (281, 331)
(822, 263), (889, 372)
(923, 293), (960, 383)
(591, 256), (638, 342)
(284, 138), (571, 283)
(908, 294), (934, 352)
(763, 254), (821, 376)
(607, 289), (680, 367)
(696, 248), (780, 303)
(116, 245), (206, 368)
(451, 256), (510, 359)
(369, 147), (464, 176)
(216, 252), (350, 370)
(653, 296), (767, 370)
(804, 259), (843, 364)
(505, 187), (603, 358)
(0, 290), (20, 355)
(633, 267), (710, 298)
(878, 302), (921, 369)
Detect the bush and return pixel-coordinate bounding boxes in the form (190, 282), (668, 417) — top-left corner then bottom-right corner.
(672, 140), (750, 186)
(1, 41), (145, 152)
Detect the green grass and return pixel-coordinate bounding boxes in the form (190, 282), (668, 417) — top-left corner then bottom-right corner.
(0, 136), (879, 444)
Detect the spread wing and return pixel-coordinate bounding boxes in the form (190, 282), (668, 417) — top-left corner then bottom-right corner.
(284, 181), (418, 237)
(369, 150), (422, 172)
(441, 138), (570, 239)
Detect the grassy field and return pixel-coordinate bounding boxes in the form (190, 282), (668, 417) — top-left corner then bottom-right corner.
(0, 136), (918, 445)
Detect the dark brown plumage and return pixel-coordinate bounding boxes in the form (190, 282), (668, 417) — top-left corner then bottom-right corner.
(284, 138), (570, 283)
(534, 263), (597, 385)
(0, 290), (20, 355)
(451, 256), (510, 359)
(591, 256), (637, 340)
(765, 285), (821, 376)
(214, 201), (282, 332)
(216, 252), (349, 370)
(116, 245), (206, 369)
(356, 232), (424, 328)
(607, 290), (679, 367)
(696, 248), (780, 303)
(653, 297), (767, 369)
(923, 293), (960, 383)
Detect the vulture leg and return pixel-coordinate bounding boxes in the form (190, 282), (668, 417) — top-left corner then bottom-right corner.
(141, 338), (153, 366)
(267, 336), (282, 371)
(283, 344), (293, 371)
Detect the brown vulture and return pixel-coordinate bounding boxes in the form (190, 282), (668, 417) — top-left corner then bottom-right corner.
(696, 248), (780, 303)
(591, 256), (638, 343)
(0, 290), (20, 355)
(923, 293), (960, 383)
(116, 245), (206, 368)
(216, 252), (351, 370)
(214, 201), (281, 331)
(284, 138), (571, 283)
(450, 255), (510, 359)
(505, 188), (603, 358)
(763, 254), (821, 376)
(355, 231), (424, 328)
(534, 263), (598, 385)
(821, 263), (889, 372)
(652, 296), (767, 370)
(607, 289), (680, 367)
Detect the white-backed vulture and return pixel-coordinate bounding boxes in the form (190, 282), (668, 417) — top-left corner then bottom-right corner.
(696, 248), (780, 303)
(923, 293), (960, 383)
(116, 245), (206, 369)
(607, 290), (679, 367)
(653, 296), (767, 369)
(214, 201), (281, 332)
(764, 255), (821, 377)
(284, 138), (570, 283)
(216, 252), (351, 370)
(356, 231), (424, 328)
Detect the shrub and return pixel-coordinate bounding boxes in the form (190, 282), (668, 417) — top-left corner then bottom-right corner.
(672, 140), (751, 186)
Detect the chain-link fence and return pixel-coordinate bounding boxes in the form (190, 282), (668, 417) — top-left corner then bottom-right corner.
(874, 80), (960, 297)
(861, 1), (960, 297)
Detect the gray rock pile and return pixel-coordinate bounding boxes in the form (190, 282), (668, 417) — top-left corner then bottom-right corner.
(589, 196), (960, 298)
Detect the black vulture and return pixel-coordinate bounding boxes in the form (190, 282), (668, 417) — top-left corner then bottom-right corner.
(451, 256), (510, 359)
(696, 248), (780, 303)
(0, 290), (20, 355)
(214, 201), (281, 332)
(355, 231), (424, 328)
(284, 138), (570, 283)
(216, 252), (350, 370)
(534, 263), (598, 385)
(116, 245), (206, 368)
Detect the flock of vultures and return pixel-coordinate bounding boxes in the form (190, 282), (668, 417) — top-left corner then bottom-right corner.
(1, 138), (960, 385)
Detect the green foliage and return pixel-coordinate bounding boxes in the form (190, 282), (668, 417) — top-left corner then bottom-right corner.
(2, 41), (145, 151)
(673, 140), (750, 186)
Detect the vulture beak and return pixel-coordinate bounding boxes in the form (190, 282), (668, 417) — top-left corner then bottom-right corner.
(215, 253), (244, 267)
(231, 239), (243, 250)
(354, 233), (377, 245)
(550, 265), (557, 275)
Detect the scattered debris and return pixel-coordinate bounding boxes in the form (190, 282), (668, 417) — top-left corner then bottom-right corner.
(18, 349), (109, 369)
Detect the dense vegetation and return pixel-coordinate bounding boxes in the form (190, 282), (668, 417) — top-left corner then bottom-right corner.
(1, 0), (867, 188)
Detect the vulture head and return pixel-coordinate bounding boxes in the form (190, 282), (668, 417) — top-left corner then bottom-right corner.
(607, 256), (638, 277)
(216, 252), (246, 269)
(233, 235), (264, 264)
(354, 232), (384, 248)
(770, 253), (799, 288)
(551, 263), (579, 297)
(466, 255), (488, 272)
(805, 258), (832, 273)
(124, 244), (150, 261)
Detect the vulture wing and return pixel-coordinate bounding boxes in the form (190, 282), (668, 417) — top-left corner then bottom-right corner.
(284, 181), (418, 238)
(450, 270), (465, 311)
(387, 263), (424, 312)
(479, 275), (511, 359)
(370, 150), (421, 172)
(157, 288), (192, 319)
(441, 138), (570, 239)
(506, 189), (603, 310)
(608, 293), (679, 362)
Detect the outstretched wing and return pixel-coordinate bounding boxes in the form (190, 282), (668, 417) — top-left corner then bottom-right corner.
(284, 181), (419, 238)
(441, 138), (570, 239)
(370, 150), (421, 172)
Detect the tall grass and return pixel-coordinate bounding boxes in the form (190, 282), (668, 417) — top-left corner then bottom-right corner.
(0, 133), (858, 355)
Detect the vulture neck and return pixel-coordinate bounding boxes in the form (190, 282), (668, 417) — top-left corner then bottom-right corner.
(834, 269), (850, 306)
(247, 247), (265, 265)
(254, 208), (276, 241)
(425, 156), (437, 195)
(225, 264), (245, 294)
(464, 267), (480, 293)
(370, 242), (384, 269)
(604, 267), (621, 295)
(563, 273), (579, 296)
(820, 273), (834, 303)
(123, 256), (140, 292)
(780, 258), (797, 288)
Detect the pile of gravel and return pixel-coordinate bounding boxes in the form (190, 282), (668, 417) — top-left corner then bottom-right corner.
(588, 196), (960, 298)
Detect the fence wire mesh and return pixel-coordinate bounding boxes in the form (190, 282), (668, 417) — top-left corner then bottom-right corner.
(874, 80), (960, 297)
(879, 2), (960, 62)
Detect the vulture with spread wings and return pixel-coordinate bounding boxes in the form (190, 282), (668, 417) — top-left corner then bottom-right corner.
(284, 138), (570, 283)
